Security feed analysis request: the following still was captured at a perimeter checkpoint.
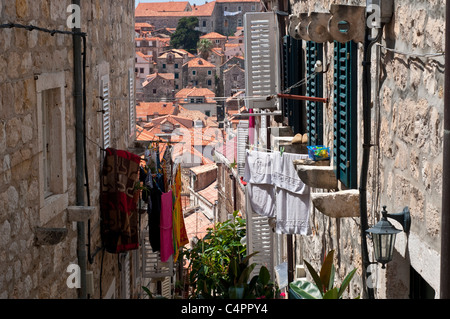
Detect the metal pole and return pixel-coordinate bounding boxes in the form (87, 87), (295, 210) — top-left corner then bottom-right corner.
(72, 0), (87, 299)
(440, 0), (450, 299)
(276, 93), (328, 104)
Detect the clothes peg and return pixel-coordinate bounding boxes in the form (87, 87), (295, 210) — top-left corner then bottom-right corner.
(280, 146), (285, 157)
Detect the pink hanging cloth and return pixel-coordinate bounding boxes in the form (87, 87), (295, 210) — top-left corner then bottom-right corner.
(160, 190), (174, 262)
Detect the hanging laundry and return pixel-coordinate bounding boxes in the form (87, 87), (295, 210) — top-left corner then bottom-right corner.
(160, 190), (174, 262)
(272, 152), (311, 235)
(172, 164), (189, 262)
(100, 148), (141, 253)
(243, 150), (273, 185)
(243, 150), (276, 217)
(246, 183), (276, 218)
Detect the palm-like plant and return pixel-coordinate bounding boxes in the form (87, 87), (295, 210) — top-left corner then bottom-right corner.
(289, 250), (359, 299)
(197, 38), (213, 60)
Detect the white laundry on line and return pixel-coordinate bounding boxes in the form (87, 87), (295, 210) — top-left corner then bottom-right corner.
(243, 149), (312, 235)
(272, 152), (311, 235)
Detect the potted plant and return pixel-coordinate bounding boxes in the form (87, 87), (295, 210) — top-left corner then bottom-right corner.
(289, 250), (359, 299)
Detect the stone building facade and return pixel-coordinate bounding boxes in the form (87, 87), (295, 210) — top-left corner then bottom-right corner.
(0, 0), (138, 299)
(223, 63), (245, 98)
(215, 0), (261, 35)
(182, 57), (216, 92)
(261, 0), (445, 299)
(135, 0), (262, 36)
(141, 72), (175, 102)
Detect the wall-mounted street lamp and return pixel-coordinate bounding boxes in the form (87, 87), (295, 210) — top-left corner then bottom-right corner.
(366, 206), (411, 269)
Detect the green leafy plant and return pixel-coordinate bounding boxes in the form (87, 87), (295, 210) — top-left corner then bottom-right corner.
(184, 211), (246, 299)
(183, 211), (279, 299)
(289, 250), (359, 299)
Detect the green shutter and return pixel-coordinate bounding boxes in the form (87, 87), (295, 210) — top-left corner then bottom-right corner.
(333, 40), (358, 189)
(282, 35), (304, 134)
(306, 41), (324, 146)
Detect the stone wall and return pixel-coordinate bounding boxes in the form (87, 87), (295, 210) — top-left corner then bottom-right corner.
(290, 0), (444, 298)
(0, 0), (136, 299)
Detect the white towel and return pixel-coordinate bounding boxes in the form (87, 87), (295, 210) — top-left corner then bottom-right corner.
(247, 183), (276, 218)
(272, 152), (310, 194)
(243, 150), (273, 185)
(275, 187), (311, 235)
(272, 152), (311, 235)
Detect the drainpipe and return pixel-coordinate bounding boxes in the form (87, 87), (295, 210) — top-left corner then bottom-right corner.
(359, 26), (383, 300)
(440, 0), (450, 299)
(73, 0), (87, 299)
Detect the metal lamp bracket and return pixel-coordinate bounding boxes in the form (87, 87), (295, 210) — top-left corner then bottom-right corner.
(386, 206), (411, 233)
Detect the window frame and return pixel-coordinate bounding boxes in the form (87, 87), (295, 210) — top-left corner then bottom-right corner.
(36, 71), (68, 226)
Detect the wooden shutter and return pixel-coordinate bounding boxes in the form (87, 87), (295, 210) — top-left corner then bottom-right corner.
(129, 69), (136, 138)
(237, 120), (249, 176)
(244, 12), (280, 109)
(141, 228), (174, 279)
(306, 41), (324, 146)
(102, 77), (111, 149)
(245, 187), (274, 280)
(333, 40), (358, 189)
(120, 252), (131, 299)
(282, 35), (304, 134)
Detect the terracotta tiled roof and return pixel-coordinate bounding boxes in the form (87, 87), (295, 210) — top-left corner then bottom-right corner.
(135, 1), (191, 14)
(142, 72), (174, 87)
(211, 47), (224, 56)
(135, 22), (153, 29)
(175, 87), (215, 99)
(198, 181), (218, 205)
(136, 1), (215, 17)
(136, 125), (156, 141)
(136, 102), (176, 119)
(185, 57), (215, 68)
(158, 51), (184, 59)
(184, 210), (213, 242)
(216, 0), (259, 2)
(200, 32), (227, 40)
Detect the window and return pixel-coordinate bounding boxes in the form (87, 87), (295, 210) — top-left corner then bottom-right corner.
(36, 72), (68, 225)
(207, 79), (212, 86)
(251, 5), (255, 11)
(162, 63), (166, 69)
(333, 40), (358, 189)
(238, 19), (242, 27)
(224, 19), (228, 27)
(208, 70), (212, 75)
(192, 70), (196, 75)
(205, 111), (211, 116)
(238, 6), (241, 11)
(202, 20), (206, 27)
(215, 39), (220, 44)
(175, 73), (179, 79)
(175, 84), (179, 89)
(153, 88), (157, 94)
(140, 68), (144, 73)
(306, 41), (324, 145)
(175, 63), (178, 69)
